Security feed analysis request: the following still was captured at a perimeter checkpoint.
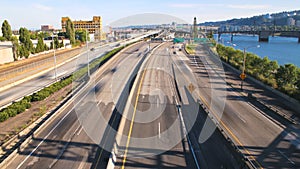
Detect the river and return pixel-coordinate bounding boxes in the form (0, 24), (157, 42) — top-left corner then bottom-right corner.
(214, 34), (300, 67)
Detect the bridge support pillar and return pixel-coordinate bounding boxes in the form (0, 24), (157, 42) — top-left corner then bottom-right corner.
(231, 34), (233, 42)
(298, 37), (300, 43)
(259, 31), (269, 42)
(218, 33), (221, 41)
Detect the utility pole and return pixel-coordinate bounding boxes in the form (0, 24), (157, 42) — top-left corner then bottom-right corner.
(86, 29), (90, 77)
(193, 17), (198, 40)
(52, 34), (58, 81)
(229, 43), (260, 91)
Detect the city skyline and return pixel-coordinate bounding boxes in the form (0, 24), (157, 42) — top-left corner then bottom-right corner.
(0, 0), (298, 30)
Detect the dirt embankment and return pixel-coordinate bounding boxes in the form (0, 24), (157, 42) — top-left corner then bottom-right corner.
(0, 84), (73, 145)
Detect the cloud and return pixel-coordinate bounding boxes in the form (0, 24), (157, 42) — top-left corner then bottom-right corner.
(33, 3), (53, 11)
(169, 3), (224, 8)
(169, 3), (198, 8)
(169, 3), (269, 10)
(227, 4), (270, 10)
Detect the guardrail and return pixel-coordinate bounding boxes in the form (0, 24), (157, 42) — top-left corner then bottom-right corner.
(0, 77), (85, 168)
(107, 43), (163, 169)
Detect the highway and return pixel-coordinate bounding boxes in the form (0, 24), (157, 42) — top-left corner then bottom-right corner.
(114, 42), (197, 168)
(171, 47), (244, 168)
(5, 41), (159, 169)
(176, 43), (300, 168)
(0, 42), (115, 108)
(0, 31), (158, 109)
(2, 34), (299, 169)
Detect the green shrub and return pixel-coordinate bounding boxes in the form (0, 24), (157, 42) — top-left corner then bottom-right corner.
(0, 43), (132, 123)
(5, 108), (17, 117)
(23, 95), (32, 102)
(0, 112), (9, 122)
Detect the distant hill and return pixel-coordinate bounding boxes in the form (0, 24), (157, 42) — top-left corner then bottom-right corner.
(199, 10), (300, 26)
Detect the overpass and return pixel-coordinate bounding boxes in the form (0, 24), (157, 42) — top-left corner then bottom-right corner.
(218, 30), (300, 43)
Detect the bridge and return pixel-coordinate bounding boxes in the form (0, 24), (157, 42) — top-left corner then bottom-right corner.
(218, 30), (300, 43)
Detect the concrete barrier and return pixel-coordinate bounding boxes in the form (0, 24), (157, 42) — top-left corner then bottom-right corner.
(107, 43), (164, 169)
(0, 81), (84, 169)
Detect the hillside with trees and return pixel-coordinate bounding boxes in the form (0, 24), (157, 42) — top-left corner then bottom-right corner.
(200, 10), (300, 27)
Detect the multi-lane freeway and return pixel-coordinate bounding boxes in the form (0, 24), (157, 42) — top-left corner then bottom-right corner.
(0, 43), (110, 108)
(182, 43), (300, 168)
(114, 42), (197, 168)
(5, 42), (160, 169)
(0, 32), (157, 109)
(1, 30), (300, 169)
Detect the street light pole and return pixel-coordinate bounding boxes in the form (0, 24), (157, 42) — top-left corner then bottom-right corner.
(52, 35), (58, 81)
(229, 43), (260, 91)
(241, 48), (246, 90)
(86, 29), (90, 77)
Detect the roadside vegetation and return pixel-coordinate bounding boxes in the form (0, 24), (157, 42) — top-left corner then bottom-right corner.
(1, 19), (89, 61)
(215, 44), (300, 101)
(185, 43), (196, 55)
(0, 43), (131, 123)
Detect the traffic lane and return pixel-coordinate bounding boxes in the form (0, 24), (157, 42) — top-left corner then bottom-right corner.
(202, 44), (299, 121)
(172, 52), (242, 168)
(187, 51), (282, 143)
(192, 69), (299, 168)
(91, 42), (163, 169)
(48, 42), (155, 169)
(0, 45), (113, 108)
(7, 42), (149, 169)
(116, 43), (195, 168)
(187, 48), (300, 168)
(181, 87), (243, 169)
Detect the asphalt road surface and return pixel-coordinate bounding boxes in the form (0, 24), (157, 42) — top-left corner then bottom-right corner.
(0, 42), (117, 108)
(0, 32), (155, 109)
(177, 43), (300, 169)
(6, 42), (157, 169)
(115, 42), (198, 169)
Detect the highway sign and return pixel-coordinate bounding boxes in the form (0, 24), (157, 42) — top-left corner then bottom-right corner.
(240, 73), (246, 80)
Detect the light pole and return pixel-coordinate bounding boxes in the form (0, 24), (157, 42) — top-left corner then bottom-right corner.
(52, 34), (58, 81)
(86, 29), (90, 77)
(231, 43), (260, 90)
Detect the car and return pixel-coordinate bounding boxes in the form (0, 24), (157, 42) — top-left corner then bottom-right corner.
(173, 51), (176, 54)
(90, 48), (95, 51)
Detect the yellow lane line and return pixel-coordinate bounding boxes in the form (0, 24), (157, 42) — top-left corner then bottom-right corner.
(93, 43), (146, 169)
(93, 111), (118, 168)
(197, 94), (263, 169)
(173, 57), (263, 168)
(121, 69), (147, 169)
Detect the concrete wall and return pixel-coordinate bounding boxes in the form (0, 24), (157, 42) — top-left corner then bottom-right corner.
(0, 47), (14, 64)
(0, 39), (71, 65)
(0, 41), (14, 64)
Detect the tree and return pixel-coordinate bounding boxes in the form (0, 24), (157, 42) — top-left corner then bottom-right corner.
(0, 37), (6, 41)
(30, 32), (38, 40)
(66, 19), (75, 45)
(275, 64), (298, 88)
(1, 20), (12, 40)
(11, 36), (19, 61)
(256, 57), (278, 78)
(59, 40), (64, 48)
(297, 68), (300, 90)
(75, 29), (89, 43)
(50, 37), (61, 49)
(19, 27), (34, 56)
(35, 34), (45, 53)
(18, 44), (30, 58)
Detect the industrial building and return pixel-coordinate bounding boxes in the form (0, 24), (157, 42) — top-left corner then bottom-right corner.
(61, 16), (104, 41)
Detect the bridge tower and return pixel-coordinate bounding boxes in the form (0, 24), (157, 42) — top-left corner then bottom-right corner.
(259, 31), (270, 42)
(192, 17), (198, 39)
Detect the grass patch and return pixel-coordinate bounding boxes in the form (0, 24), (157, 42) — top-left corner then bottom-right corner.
(185, 43), (196, 55)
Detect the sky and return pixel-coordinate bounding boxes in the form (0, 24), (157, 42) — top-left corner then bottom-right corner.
(0, 0), (299, 30)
